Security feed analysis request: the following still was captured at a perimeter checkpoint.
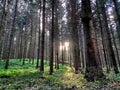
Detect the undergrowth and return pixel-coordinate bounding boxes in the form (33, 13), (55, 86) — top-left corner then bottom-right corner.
(0, 59), (86, 90)
(1, 59), (120, 90)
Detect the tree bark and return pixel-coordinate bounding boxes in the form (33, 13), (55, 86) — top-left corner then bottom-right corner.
(40, 0), (46, 72)
(5, 0), (18, 69)
(70, 0), (81, 74)
(49, 0), (55, 74)
(96, 1), (110, 72)
(99, 0), (119, 74)
(36, 0), (41, 69)
(81, 0), (105, 81)
(113, 0), (120, 41)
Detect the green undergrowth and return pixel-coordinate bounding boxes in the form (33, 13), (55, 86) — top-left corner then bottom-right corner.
(0, 59), (86, 90)
(1, 59), (120, 90)
(103, 67), (120, 81)
(106, 72), (120, 81)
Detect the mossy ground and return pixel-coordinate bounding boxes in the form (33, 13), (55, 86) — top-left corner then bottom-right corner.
(0, 59), (120, 90)
(0, 59), (86, 90)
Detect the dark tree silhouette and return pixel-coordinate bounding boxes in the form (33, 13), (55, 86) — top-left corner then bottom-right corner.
(81, 0), (105, 81)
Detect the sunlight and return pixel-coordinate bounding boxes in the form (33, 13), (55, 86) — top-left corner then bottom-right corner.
(59, 41), (70, 51)
(62, 2), (66, 7)
(46, 31), (49, 36)
(37, 9), (40, 14)
(59, 44), (64, 51)
(64, 41), (69, 51)
(108, 7), (112, 12)
(108, 7), (113, 14)
(109, 15), (114, 19)
(109, 15), (114, 22)
(14, 37), (16, 41)
(92, 0), (96, 4)
(62, 14), (67, 24)
(23, 27), (25, 31)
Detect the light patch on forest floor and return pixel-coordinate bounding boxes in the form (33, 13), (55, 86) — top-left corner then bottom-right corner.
(0, 65), (86, 90)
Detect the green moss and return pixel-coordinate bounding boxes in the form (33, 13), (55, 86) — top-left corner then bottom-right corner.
(0, 59), (87, 89)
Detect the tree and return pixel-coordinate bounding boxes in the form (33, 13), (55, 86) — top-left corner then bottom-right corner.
(36, 0), (41, 69)
(98, 0), (119, 74)
(96, 1), (110, 72)
(54, 0), (59, 69)
(81, 0), (105, 81)
(69, 0), (81, 73)
(0, 0), (6, 43)
(5, 0), (19, 69)
(113, 0), (120, 41)
(49, 0), (55, 74)
(40, 0), (46, 72)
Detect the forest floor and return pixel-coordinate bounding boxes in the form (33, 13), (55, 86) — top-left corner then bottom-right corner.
(0, 59), (120, 90)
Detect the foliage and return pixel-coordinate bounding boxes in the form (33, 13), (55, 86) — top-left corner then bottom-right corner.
(1, 59), (120, 89)
(106, 72), (120, 81)
(0, 59), (86, 90)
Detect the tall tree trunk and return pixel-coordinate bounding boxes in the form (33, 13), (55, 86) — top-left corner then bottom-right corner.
(99, 0), (119, 74)
(81, 0), (105, 81)
(96, 1), (110, 73)
(28, 19), (33, 63)
(19, 29), (23, 62)
(5, 0), (18, 69)
(70, 0), (81, 74)
(32, 22), (37, 64)
(22, 27), (27, 65)
(49, 0), (55, 74)
(0, 0), (6, 43)
(54, 0), (59, 69)
(36, 0), (41, 69)
(40, 0), (46, 72)
(109, 25), (120, 66)
(92, 18), (102, 67)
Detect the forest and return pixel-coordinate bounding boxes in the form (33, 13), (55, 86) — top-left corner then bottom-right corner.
(0, 0), (120, 89)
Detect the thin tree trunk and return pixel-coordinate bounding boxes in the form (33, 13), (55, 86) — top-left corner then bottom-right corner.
(36, 0), (41, 68)
(22, 27), (27, 65)
(40, 0), (46, 72)
(70, 0), (81, 73)
(5, 0), (18, 69)
(0, 0), (6, 43)
(110, 25), (120, 66)
(49, 0), (55, 74)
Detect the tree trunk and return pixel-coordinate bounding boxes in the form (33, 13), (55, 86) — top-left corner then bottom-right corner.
(0, 0), (6, 43)
(99, 0), (119, 74)
(113, 0), (120, 41)
(109, 25), (120, 67)
(81, 0), (105, 81)
(36, 0), (41, 69)
(96, 1), (110, 73)
(5, 0), (18, 69)
(49, 0), (55, 74)
(40, 0), (46, 72)
(70, 0), (81, 74)
(54, 0), (59, 69)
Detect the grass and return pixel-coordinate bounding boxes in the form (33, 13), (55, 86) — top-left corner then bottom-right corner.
(0, 59), (86, 90)
(1, 59), (120, 90)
